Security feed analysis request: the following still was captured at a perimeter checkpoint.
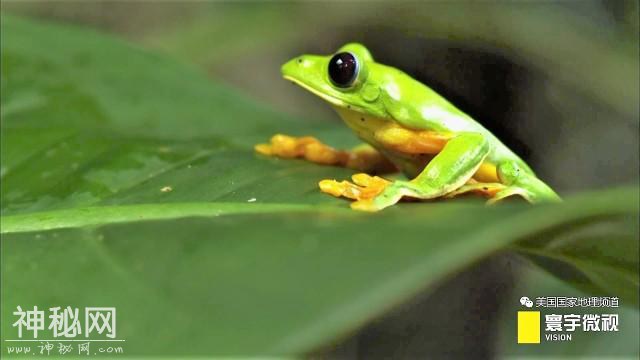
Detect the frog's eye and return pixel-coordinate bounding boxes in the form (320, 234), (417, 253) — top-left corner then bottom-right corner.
(328, 52), (358, 88)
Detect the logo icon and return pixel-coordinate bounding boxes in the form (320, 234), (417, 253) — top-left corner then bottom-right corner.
(520, 296), (533, 308)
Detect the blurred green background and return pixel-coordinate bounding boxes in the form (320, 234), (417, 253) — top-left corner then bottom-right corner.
(5, 0), (638, 192)
(2, 1), (638, 358)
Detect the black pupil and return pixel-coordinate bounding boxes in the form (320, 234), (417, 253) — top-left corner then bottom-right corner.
(328, 52), (357, 87)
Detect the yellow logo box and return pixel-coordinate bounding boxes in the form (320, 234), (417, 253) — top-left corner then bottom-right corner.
(518, 311), (541, 344)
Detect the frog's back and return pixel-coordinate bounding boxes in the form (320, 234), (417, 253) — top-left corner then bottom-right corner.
(383, 67), (530, 169)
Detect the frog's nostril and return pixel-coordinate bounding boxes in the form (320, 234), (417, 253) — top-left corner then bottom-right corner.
(297, 57), (303, 64)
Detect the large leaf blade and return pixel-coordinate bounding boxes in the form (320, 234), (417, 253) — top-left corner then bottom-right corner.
(1, 188), (636, 355)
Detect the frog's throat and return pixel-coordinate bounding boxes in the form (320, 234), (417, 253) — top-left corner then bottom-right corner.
(283, 75), (348, 108)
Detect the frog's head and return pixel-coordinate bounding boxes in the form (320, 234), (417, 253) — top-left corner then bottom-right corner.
(281, 43), (385, 117)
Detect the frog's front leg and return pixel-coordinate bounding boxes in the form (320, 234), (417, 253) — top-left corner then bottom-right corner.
(255, 134), (395, 173)
(352, 133), (490, 212)
(319, 173), (391, 200)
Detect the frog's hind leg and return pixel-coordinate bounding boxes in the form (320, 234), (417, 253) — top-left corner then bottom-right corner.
(352, 133), (490, 211)
(486, 187), (532, 205)
(484, 161), (562, 205)
(255, 134), (395, 173)
(445, 180), (507, 199)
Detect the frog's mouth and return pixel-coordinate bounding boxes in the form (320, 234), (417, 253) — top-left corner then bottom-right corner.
(283, 75), (348, 107)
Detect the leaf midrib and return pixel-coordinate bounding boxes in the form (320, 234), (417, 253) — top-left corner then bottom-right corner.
(0, 202), (353, 234)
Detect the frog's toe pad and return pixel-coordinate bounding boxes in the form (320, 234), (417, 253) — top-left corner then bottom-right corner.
(318, 179), (351, 198)
(351, 173), (390, 191)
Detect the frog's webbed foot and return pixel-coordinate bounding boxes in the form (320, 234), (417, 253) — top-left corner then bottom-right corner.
(319, 173), (391, 201)
(320, 177), (425, 212)
(255, 134), (395, 173)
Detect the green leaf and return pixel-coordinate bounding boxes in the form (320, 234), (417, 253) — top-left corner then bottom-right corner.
(1, 15), (638, 356)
